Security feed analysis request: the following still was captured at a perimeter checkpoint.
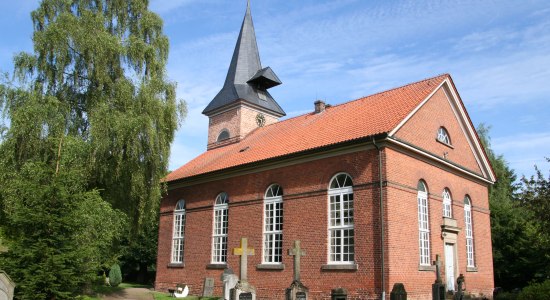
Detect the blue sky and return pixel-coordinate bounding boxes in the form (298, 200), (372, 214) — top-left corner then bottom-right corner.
(1, 0), (549, 179)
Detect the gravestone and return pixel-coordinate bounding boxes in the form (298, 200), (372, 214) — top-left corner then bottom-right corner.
(230, 238), (256, 300)
(390, 283), (407, 300)
(285, 240), (309, 300)
(431, 255), (445, 300)
(0, 271), (15, 300)
(203, 277), (215, 297)
(453, 274), (465, 300)
(221, 268), (239, 300)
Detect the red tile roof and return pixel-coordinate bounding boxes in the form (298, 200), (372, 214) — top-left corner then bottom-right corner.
(166, 74), (449, 182)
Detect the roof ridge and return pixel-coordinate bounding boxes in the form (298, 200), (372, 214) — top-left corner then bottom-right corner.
(329, 73), (449, 109)
(257, 73), (449, 129)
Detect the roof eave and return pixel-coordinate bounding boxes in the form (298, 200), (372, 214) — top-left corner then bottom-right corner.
(166, 132), (389, 188)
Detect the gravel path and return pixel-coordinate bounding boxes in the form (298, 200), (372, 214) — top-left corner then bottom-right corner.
(101, 287), (155, 300)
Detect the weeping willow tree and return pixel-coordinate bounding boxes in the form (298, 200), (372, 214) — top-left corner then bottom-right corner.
(13, 0), (185, 227)
(0, 0), (185, 298)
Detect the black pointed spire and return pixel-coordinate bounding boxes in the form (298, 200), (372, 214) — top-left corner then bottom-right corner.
(202, 2), (285, 117)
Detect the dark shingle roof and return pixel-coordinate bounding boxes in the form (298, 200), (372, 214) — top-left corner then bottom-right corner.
(202, 2), (285, 117)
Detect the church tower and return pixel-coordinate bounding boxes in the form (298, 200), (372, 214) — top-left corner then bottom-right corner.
(203, 2), (285, 150)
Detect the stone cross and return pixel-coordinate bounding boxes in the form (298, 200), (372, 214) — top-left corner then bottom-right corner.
(288, 240), (306, 282)
(433, 254), (442, 284)
(233, 237), (255, 284)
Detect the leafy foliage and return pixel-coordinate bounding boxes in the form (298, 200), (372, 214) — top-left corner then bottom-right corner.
(478, 124), (550, 289)
(517, 279), (550, 300)
(10, 0), (186, 229)
(0, 134), (126, 299)
(108, 264), (122, 287)
(119, 216), (159, 284)
(0, 0), (184, 298)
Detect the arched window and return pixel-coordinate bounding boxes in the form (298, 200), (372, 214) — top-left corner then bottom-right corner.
(171, 200), (186, 263)
(212, 192), (229, 263)
(464, 196), (475, 267)
(417, 180), (431, 266)
(328, 173), (354, 263)
(217, 129), (230, 142)
(263, 184), (283, 264)
(442, 188), (452, 218)
(437, 127), (451, 145)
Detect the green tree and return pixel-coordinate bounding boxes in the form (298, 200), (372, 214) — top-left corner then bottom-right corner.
(519, 159), (550, 281)
(0, 131), (126, 299)
(12, 0), (185, 229)
(0, 0), (184, 297)
(478, 124), (547, 289)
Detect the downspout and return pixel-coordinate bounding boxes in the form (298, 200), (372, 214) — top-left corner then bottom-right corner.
(373, 136), (385, 300)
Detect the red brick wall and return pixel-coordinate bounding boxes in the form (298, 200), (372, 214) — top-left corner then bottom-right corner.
(394, 87), (483, 175)
(385, 147), (493, 299)
(156, 147), (493, 299)
(156, 150), (383, 299)
(207, 105), (278, 148)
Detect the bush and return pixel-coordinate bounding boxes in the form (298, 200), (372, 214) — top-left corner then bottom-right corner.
(109, 264), (122, 287)
(517, 280), (550, 300)
(495, 292), (519, 300)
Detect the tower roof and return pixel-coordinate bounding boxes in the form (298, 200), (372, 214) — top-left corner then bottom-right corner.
(202, 2), (285, 117)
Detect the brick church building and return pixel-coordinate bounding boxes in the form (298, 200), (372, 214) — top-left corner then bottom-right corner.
(155, 3), (495, 299)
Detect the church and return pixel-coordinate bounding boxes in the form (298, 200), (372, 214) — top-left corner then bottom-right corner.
(155, 3), (495, 299)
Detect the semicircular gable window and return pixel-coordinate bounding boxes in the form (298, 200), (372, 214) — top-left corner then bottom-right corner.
(217, 129), (230, 142)
(437, 127), (451, 145)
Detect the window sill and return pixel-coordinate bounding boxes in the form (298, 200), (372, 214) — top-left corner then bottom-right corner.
(206, 263), (227, 270)
(321, 264), (358, 271)
(435, 138), (454, 149)
(256, 264), (285, 270)
(467, 266), (478, 272)
(167, 263), (184, 268)
(418, 265), (436, 271)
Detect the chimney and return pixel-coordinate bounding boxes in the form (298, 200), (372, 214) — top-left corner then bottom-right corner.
(314, 100), (326, 113)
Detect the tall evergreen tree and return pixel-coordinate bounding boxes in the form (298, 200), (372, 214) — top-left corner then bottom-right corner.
(478, 124), (546, 289)
(0, 0), (185, 298)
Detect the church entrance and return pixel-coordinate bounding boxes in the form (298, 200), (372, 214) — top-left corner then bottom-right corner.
(445, 243), (456, 292)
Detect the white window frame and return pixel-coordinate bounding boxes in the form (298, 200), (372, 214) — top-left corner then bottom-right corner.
(171, 200), (186, 264)
(212, 192), (229, 264)
(328, 173), (355, 264)
(437, 127), (451, 145)
(418, 181), (431, 266)
(464, 196), (475, 267)
(262, 184), (283, 264)
(443, 188), (452, 218)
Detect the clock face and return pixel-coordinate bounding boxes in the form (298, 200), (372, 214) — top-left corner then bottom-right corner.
(256, 113), (266, 127)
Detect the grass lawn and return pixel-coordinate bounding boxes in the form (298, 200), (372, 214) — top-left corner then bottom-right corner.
(78, 282), (152, 299)
(78, 282), (220, 300)
(151, 293), (220, 300)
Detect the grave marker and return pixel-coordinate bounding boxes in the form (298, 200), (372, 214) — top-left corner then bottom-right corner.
(230, 238), (256, 300)
(285, 240), (309, 300)
(0, 271), (15, 300)
(203, 277), (215, 297)
(432, 255), (445, 300)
